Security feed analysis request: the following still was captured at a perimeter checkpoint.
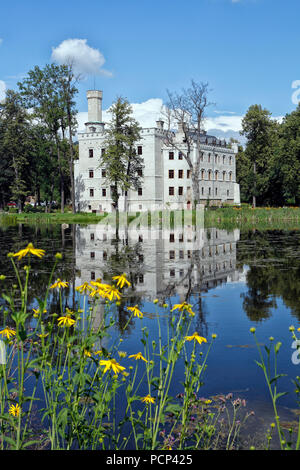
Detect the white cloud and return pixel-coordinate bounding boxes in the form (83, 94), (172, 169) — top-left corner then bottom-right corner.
(0, 80), (6, 102)
(51, 39), (112, 77)
(204, 115), (243, 133)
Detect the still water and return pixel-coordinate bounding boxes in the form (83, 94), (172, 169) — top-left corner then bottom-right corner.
(1, 221), (300, 444)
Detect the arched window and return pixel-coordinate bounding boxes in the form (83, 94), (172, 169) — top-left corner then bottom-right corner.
(208, 170), (212, 181)
(215, 170), (218, 181)
(201, 169), (205, 180)
(229, 172), (232, 181)
(223, 171), (226, 181)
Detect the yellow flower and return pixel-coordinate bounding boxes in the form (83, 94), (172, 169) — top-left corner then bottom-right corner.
(57, 313), (76, 328)
(185, 332), (207, 345)
(38, 333), (49, 339)
(112, 274), (131, 289)
(141, 394), (155, 404)
(12, 243), (45, 261)
(171, 302), (195, 316)
(118, 351), (127, 358)
(76, 282), (93, 295)
(84, 349), (92, 357)
(32, 308), (47, 318)
(127, 305), (143, 318)
(99, 358), (126, 375)
(129, 352), (148, 362)
(103, 285), (122, 301)
(0, 327), (16, 339)
(9, 403), (21, 417)
(50, 279), (69, 289)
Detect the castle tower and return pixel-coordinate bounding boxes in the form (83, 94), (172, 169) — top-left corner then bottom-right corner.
(85, 90), (105, 133)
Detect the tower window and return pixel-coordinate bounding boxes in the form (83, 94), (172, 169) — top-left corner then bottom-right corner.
(169, 151), (174, 160)
(138, 187), (143, 196)
(89, 170), (94, 178)
(89, 149), (94, 158)
(137, 146), (143, 155)
(178, 169), (183, 179)
(178, 186), (183, 196)
(169, 187), (174, 196)
(169, 169), (174, 179)
(89, 188), (94, 197)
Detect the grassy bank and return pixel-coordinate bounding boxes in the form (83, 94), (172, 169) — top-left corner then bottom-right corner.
(205, 206), (300, 230)
(1, 206), (300, 230)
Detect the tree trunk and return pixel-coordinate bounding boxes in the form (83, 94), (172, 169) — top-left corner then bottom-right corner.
(253, 161), (256, 208)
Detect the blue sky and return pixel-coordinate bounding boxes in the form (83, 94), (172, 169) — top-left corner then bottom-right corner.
(1, 0), (300, 140)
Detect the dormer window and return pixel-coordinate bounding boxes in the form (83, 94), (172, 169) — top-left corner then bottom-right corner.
(89, 126), (96, 132)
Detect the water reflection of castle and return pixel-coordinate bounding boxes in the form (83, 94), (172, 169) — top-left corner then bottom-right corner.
(75, 222), (241, 305)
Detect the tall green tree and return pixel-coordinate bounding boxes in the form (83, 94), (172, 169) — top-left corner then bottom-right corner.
(0, 90), (32, 212)
(240, 105), (276, 207)
(100, 97), (143, 212)
(18, 63), (78, 212)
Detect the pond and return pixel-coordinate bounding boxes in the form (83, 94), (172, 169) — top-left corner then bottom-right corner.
(1, 219), (300, 447)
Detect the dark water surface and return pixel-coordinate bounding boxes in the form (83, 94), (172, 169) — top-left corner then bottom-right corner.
(1, 221), (300, 446)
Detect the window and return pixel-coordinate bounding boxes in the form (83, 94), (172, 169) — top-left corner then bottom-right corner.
(178, 151), (183, 160)
(169, 151), (174, 160)
(89, 149), (94, 158)
(90, 233), (95, 241)
(169, 169), (174, 179)
(229, 156), (232, 165)
(89, 170), (94, 178)
(187, 169), (191, 178)
(209, 187), (211, 195)
(169, 233), (175, 242)
(201, 169), (205, 179)
(101, 148), (105, 156)
(137, 168), (143, 176)
(229, 172), (232, 181)
(169, 250), (175, 260)
(91, 271), (95, 281)
(138, 187), (143, 196)
(179, 250), (184, 259)
(223, 155), (226, 164)
(178, 169), (183, 179)
(103, 251), (107, 260)
(223, 171), (226, 181)
(138, 274), (144, 283)
(89, 188), (94, 197)
(90, 252), (95, 259)
(88, 205), (91, 210)
(138, 234), (143, 242)
(169, 186), (174, 196)
(227, 189), (230, 197)
(170, 269), (175, 278)
(208, 153), (211, 163)
(102, 188), (106, 197)
(137, 146), (143, 155)
(201, 187), (204, 196)
(215, 154), (218, 163)
(179, 233), (184, 242)
(215, 171), (218, 181)
(178, 186), (183, 196)
(215, 187), (218, 195)
(102, 169), (106, 177)
(208, 170), (212, 181)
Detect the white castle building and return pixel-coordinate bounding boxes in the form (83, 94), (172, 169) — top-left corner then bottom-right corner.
(75, 90), (240, 213)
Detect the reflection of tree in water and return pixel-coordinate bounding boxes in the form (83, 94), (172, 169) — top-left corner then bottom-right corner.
(238, 230), (300, 322)
(0, 223), (76, 322)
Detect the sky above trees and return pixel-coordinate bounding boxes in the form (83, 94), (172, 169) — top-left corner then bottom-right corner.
(1, 0), (300, 141)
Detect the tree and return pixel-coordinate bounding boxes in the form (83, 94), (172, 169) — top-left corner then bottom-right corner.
(0, 90), (32, 212)
(18, 63), (78, 213)
(100, 97), (143, 212)
(163, 80), (213, 207)
(240, 105), (276, 207)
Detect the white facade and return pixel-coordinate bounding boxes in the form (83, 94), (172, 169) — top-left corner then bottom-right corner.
(74, 90), (240, 213)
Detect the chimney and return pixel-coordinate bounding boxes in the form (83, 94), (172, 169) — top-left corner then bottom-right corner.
(87, 90), (103, 123)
